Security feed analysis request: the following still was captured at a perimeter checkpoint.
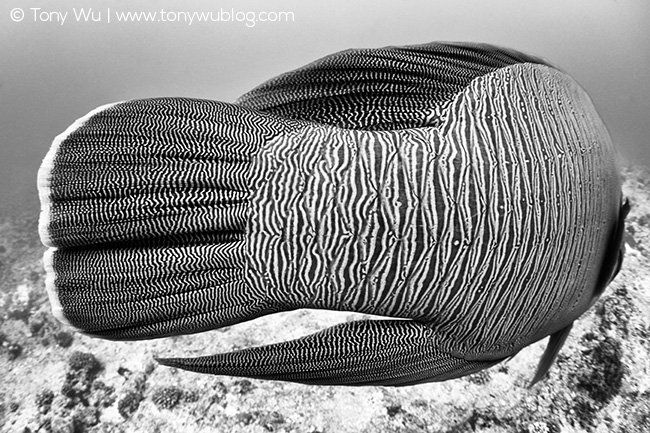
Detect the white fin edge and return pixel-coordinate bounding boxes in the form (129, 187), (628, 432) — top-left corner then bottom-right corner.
(37, 101), (125, 328)
(37, 101), (124, 247)
(42, 247), (71, 327)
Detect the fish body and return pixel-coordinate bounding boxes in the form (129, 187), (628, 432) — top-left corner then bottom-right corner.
(38, 42), (627, 386)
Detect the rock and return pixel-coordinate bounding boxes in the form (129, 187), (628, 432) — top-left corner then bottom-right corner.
(5, 341), (22, 360)
(53, 331), (74, 348)
(386, 405), (402, 417)
(28, 311), (47, 336)
(7, 284), (34, 321)
(575, 334), (625, 405)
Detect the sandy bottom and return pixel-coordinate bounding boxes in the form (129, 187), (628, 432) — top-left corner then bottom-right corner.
(1, 164), (649, 433)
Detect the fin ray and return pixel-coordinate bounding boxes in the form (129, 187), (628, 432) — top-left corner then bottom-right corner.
(237, 42), (551, 130)
(530, 322), (573, 386)
(38, 98), (298, 339)
(157, 320), (502, 386)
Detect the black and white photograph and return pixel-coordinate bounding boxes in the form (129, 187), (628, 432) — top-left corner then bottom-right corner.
(1, 1), (649, 432)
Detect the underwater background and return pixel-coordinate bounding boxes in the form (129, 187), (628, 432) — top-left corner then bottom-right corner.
(1, 1), (649, 432)
(1, 0), (649, 217)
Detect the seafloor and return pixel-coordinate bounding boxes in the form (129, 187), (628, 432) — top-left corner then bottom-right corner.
(1, 164), (648, 433)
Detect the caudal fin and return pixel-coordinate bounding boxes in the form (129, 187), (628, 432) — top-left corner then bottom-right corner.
(38, 98), (297, 340)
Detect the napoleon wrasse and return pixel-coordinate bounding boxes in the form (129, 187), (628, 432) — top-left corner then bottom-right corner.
(38, 42), (628, 386)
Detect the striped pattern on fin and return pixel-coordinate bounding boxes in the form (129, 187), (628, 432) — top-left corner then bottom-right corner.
(157, 319), (502, 386)
(39, 98), (290, 249)
(38, 98), (302, 339)
(237, 42), (552, 130)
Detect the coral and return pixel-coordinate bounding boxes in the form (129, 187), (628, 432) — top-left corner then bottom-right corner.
(232, 379), (255, 395)
(525, 421), (560, 433)
(72, 406), (100, 429)
(383, 403), (429, 432)
(33, 355), (114, 433)
(117, 391), (143, 419)
(49, 414), (74, 433)
(28, 311), (47, 335)
(61, 352), (103, 407)
(235, 411), (256, 426)
(596, 286), (634, 336)
(117, 372), (148, 419)
(23, 307), (75, 348)
(575, 335), (624, 405)
(260, 411), (286, 432)
(558, 333), (627, 429)
(143, 360), (157, 375)
(182, 389), (200, 403)
(4, 341), (22, 360)
(68, 351), (102, 374)
(386, 404), (402, 417)
(151, 386), (183, 410)
(85, 422), (125, 433)
(229, 409), (287, 430)
(5, 165), (650, 433)
(36, 390), (55, 414)
(619, 391), (650, 433)
(89, 381), (116, 408)
(445, 407), (513, 433)
(54, 330), (74, 348)
(6, 284), (35, 321)
(466, 369), (492, 385)
(209, 381), (228, 405)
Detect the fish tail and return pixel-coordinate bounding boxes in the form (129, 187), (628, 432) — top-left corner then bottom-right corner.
(38, 98), (296, 340)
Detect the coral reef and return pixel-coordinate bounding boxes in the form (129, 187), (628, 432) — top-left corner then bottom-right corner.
(151, 386), (183, 410)
(0, 163), (648, 432)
